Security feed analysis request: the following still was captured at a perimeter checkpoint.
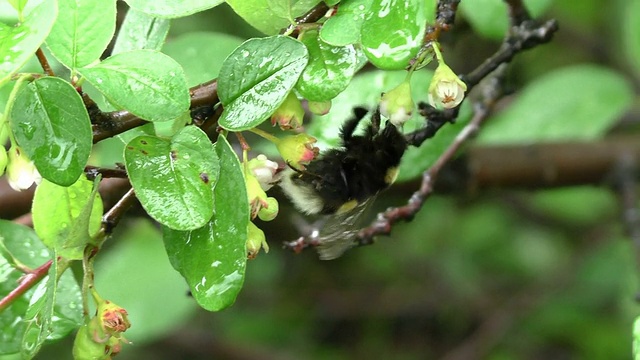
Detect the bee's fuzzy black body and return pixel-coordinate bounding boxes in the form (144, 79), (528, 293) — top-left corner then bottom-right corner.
(280, 107), (408, 216)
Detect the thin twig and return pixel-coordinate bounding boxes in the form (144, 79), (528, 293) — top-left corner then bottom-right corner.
(102, 187), (136, 234)
(35, 48), (54, 76)
(0, 260), (52, 313)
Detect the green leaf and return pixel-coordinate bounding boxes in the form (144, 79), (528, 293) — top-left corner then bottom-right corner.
(623, 0), (640, 77)
(162, 32), (244, 86)
(295, 30), (358, 101)
(477, 65), (634, 145)
(217, 36), (308, 131)
(226, 0), (317, 35)
(77, 50), (190, 122)
(45, 0), (116, 69)
(32, 176), (103, 260)
(163, 136), (248, 312)
(459, 0), (553, 40)
(360, 0), (425, 70)
(20, 258), (80, 359)
(0, 221), (50, 355)
(0, 0), (58, 86)
(123, 0), (224, 18)
(93, 218), (197, 343)
(319, 0), (372, 46)
(10, 77), (92, 186)
(124, 126), (218, 231)
(111, 8), (170, 55)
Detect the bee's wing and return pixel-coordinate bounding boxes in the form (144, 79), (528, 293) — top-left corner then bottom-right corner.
(314, 198), (376, 260)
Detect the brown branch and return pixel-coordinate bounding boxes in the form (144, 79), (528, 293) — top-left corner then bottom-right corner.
(280, 2), (330, 37)
(0, 259), (52, 313)
(102, 187), (136, 234)
(91, 79), (220, 143)
(35, 48), (54, 76)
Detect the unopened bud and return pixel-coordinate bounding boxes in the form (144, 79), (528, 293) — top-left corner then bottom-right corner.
(271, 92), (305, 130)
(247, 154), (279, 191)
(308, 100), (332, 115)
(6, 145), (41, 191)
(246, 221), (269, 259)
(379, 80), (414, 127)
(275, 133), (318, 171)
(258, 197), (279, 221)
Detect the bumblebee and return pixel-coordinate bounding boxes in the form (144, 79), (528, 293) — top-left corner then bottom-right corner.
(278, 106), (407, 259)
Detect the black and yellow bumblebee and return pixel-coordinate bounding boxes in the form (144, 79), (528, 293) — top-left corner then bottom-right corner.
(278, 106), (407, 259)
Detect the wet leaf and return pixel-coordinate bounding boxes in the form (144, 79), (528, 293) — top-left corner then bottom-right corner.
(218, 36), (308, 130)
(360, 0), (425, 70)
(124, 126), (218, 231)
(123, 0), (224, 18)
(0, 221), (49, 355)
(10, 77), (92, 186)
(77, 50), (190, 122)
(226, 0), (317, 35)
(32, 176), (103, 260)
(111, 8), (170, 54)
(163, 136), (248, 311)
(0, 0), (57, 86)
(45, 0), (116, 69)
(20, 258), (81, 360)
(296, 30), (358, 101)
(319, 0), (372, 46)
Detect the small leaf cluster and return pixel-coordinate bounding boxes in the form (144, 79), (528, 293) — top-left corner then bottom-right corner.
(1, 0), (636, 358)
(0, 0), (440, 358)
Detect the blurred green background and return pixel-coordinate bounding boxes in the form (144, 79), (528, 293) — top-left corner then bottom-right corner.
(5, 0), (638, 358)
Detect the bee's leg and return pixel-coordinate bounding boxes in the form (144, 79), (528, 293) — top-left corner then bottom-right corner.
(286, 161), (323, 179)
(370, 105), (381, 133)
(341, 106), (369, 144)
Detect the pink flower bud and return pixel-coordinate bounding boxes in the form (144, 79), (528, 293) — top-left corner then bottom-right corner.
(275, 133), (319, 171)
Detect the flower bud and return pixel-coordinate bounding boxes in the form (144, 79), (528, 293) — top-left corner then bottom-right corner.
(246, 221), (269, 259)
(271, 92), (305, 130)
(379, 80), (414, 127)
(73, 299), (131, 360)
(246, 154), (279, 191)
(258, 197), (279, 221)
(245, 172), (269, 220)
(275, 133), (318, 171)
(6, 145), (41, 191)
(308, 100), (332, 115)
(0, 148), (7, 177)
(96, 300), (131, 336)
(427, 63), (467, 110)
(73, 322), (111, 360)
